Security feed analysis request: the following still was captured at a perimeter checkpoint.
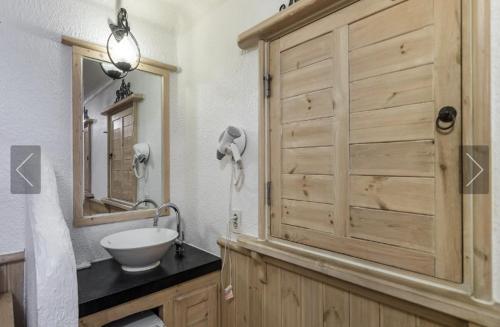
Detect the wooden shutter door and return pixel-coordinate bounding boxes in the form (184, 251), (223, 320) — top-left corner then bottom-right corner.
(269, 0), (462, 282)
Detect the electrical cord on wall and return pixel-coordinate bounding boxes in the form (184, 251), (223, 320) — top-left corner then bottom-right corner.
(221, 160), (244, 301)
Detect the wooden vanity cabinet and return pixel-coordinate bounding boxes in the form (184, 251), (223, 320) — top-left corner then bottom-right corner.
(79, 272), (219, 327)
(173, 284), (218, 327)
(267, 0), (463, 283)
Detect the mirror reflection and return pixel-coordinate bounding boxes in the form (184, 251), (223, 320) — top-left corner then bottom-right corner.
(82, 58), (163, 216)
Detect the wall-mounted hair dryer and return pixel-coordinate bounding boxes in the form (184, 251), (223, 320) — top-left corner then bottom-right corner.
(216, 126), (247, 167)
(132, 143), (150, 179)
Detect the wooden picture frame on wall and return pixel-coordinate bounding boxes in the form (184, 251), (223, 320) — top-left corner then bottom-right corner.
(240, 0), (495, 325)
(62, 36), (176, 227)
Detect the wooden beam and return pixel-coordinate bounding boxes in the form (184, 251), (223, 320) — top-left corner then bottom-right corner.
(237, 0), (359, 49)
(61, 35), (178, 72)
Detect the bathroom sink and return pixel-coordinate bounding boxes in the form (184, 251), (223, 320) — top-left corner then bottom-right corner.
(101, 228), (178, 272)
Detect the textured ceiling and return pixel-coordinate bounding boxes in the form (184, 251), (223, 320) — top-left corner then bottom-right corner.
(92, 0), (228, 33)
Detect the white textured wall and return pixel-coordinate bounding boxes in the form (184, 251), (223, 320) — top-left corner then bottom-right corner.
(174, 0), (282, 254)
(490, 0), (500, 301)
(0, 0), (177, 264)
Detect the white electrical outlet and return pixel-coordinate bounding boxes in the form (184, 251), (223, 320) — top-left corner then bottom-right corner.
(230, 210), (242, 233)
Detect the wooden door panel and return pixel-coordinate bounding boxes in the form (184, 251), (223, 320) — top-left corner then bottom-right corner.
(282, 88), (335, 123)
(348, 0), (434, 51)
(349, 207), (434, 252)
(350, 141), (435, 177)
(350, 102), (435, 143)
(282, 199), (335, 233)
(281, 59), (334, 98)
(280, 32), (333, 73)
(282, 118), (335, 148)
(174, 285), (217, 327)
(282, 147), (334, 175)
(269, 0), (462, 282)
(350, 176), (435, 215)
(282, 174), (334, 203)
(350, 65), (434, 113)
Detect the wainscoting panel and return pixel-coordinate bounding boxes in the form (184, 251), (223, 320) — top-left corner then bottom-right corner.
(220, 246), (472, 327)
(0, 252), (25, 327)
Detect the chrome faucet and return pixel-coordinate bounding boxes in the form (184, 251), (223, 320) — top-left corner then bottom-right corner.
(132, 199), (158, 211)
(157, 202), (184, 257)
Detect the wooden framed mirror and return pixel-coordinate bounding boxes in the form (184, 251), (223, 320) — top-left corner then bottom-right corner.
(63, 36), (176, 227)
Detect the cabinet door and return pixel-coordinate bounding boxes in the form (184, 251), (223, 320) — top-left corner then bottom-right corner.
(269, 0), (462, 282)
(174, 285), (218, 327)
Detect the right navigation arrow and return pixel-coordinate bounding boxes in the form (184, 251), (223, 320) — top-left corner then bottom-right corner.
(465, 152), (484, 188)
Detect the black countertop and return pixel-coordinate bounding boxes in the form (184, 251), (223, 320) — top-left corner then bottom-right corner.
(78, 244), (221, 317)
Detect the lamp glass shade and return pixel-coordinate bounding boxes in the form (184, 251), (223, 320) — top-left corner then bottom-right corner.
(107, 29), (141, 72)
(100, 62), (128, 80)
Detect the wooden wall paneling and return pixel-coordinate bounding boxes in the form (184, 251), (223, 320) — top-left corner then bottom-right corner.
(0, 293), (15, 327)
(332, 25), (350, 238)
(248, 254), (263, 327)
(218, 244), (480, 327)
(433, 0), (463, 282)
(234, 252), (250, 327)
(0, 253), (25, 327)
(323, 284), (349, 327)
(263, 264), (281, 327)
(280, 269), (301, 327)
(349, 294), (380, 327)
(220, 249), (236, 327)
(381, 305), (417, 327)
(300, 277), (323, 327)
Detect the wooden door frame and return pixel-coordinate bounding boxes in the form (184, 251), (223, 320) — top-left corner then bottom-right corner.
(251, 0), (493, 309)
(63, 36), (174, 227)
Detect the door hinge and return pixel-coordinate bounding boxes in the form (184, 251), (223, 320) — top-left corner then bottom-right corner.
(264, 74), (272, 98)
(266, 181), (272, 206)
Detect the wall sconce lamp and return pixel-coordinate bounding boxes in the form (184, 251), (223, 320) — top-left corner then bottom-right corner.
(102, 8), (141, 79)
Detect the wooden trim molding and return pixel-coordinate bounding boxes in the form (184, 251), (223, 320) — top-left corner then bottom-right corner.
(238, 0), (359, 49)
(0, 251), (24, 265)
(68, 44), (171, 227)
(61, 36), (178, 72)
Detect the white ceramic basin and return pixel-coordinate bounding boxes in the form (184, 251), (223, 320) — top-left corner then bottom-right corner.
(100, 228), (178, 272)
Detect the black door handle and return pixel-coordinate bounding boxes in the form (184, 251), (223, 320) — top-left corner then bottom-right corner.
(436, 106), (457, 131)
